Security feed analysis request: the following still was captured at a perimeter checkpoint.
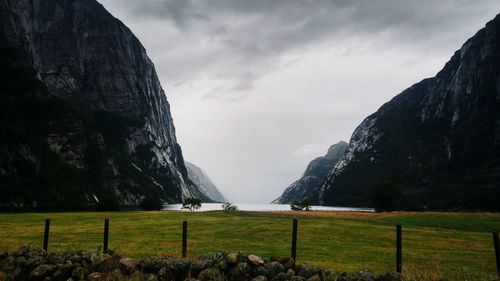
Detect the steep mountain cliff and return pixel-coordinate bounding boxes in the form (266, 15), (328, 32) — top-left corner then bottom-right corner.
(273, 141), (348, 204)
(313, 14), (500, 211)
(186, 162), (226, 203)
(0, 0), (202, 210)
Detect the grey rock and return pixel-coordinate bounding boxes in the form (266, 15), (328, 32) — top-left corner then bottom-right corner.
(191, 260), (208, 278)
(248, 255), (264, 266)
(47, 254), (64, 265)
(52, 264), (77, 281)
(252, 276), (268, 281)
(297, 265), (321, 280)
(15, 246), (31, 257)
(144, 273), (159, 281)
(270, 257), (295, 271)
(119, 258), (138, 274)
(227, 253), (241, 265)
(290, 277), (306, 281)
(86, 272), (101, 281)
(271, 272), (290, 281)
(265, 262), (285, 278)
(29, 264), (57, 280)
(198, 268), (223, 281)
(158, 266), (174, 281)
(68, 256), (82, 265)
(170, 258), (191, 281)
(306, 274), (321, 281)
(140, 256), (167, 274)
(71, 267), (87, 280)
(229, 262), (251, 280)
(253, 266), (270, 278)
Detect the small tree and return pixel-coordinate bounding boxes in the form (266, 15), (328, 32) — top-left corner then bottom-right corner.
(182, 197), (202, 211)
(290, 198), (312, 211)
(221, 202), (238, 211)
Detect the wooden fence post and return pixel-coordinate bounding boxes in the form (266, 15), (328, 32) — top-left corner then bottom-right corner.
(103, 218), (109, 253)
(396, 225), (402, 274)
(291, 218), (298, 260)
(43, 219), (50, 251)
(182, 221), (188, 258)
(493, 232), (500, 278)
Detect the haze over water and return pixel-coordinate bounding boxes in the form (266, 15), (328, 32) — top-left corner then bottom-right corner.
(163, 203), (374, 212)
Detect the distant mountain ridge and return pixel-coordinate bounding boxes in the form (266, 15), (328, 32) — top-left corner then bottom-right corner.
(186, 162), (225, 203)
(273, 141), (348, 204)
(307, 14), (500, 210)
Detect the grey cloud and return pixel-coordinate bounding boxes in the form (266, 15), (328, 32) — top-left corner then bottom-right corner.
(104, 0), (500, 100)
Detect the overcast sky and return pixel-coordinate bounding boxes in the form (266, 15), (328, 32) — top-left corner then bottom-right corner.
(99, 0), (500, 203)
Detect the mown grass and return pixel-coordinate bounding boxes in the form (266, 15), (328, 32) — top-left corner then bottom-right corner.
(0, 211), (498, 281)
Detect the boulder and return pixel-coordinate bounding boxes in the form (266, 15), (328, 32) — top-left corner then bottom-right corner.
(47, 254), (64, 265)
(191, 260), (208, 278)
(68, 255), (83, 264)
(248, 255), (264, 266)
(306, 274), (321, 281)
(170, 258), (191, 281)
(144, 273), (159, 281)
(140, 256), (167, 274)
(229, 262), (251, 281)
(227, 253), (241, 265)
(270, 257), (295, 271)
(87, 272), (101, 281)
(52, 264), (77, 281)
(253, 266), (270, 278)
(29, 264), (57, 280)
(271, 272), (290, 281)
(158, 266), (174, 281)
(71, 267), (88, 280)
(297, 264), (321, 279)
(119, 258), (138, 274)
(252, 276), (268, 281)
(265, 262), (285, 278)
(199, 268), (223, 281)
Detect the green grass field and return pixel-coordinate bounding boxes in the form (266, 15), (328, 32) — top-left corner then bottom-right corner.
(0, 211), (499, 280)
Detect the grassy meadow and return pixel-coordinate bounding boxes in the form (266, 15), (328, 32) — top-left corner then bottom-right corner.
(0, 211), (499, 280)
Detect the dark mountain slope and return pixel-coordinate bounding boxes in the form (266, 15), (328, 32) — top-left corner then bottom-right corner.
(0, 0), (206, 210)
(314, 14), (500, 211)
(273, 141), (348, 204)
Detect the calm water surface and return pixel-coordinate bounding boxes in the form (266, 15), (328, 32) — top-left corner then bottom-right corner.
(162, 203), (374, 212)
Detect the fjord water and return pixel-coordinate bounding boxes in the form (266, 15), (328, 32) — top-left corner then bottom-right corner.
(163, 203), (374, 212)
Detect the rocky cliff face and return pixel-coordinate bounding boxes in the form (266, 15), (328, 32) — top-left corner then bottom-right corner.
(313, 14), (500, 211)
(186, 162), (226, 203)
(0, 0), (201, 210)
(273, 141), (348, 204)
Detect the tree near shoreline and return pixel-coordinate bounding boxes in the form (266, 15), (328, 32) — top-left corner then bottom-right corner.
(291, 198), (312, 211)
(182, 198), (202, 211)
